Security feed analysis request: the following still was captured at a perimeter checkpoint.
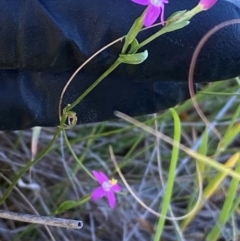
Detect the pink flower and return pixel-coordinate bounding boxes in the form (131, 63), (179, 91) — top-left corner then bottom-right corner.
(131, 0), (169, 27)
(198, 0), (218, 10)
(91, 170), (122, 208)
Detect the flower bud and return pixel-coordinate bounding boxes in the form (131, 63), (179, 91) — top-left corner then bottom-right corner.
(199, 0), (218, 10)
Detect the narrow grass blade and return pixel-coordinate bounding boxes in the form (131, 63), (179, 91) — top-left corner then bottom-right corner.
(216, 103), (240, 155)
(153, 108), (181, 241)
(206, 155), (240, 241)
(63, 130), (94, 179)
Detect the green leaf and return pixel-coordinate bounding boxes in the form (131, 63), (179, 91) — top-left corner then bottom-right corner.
(164, 20), (190, 33)
(163, 9), (193, 33)
(122, 14), (144, 54)
(118, 50), (148, 65)
(54, 195), (90, 214)
(55, 200), (77, 214)
(129, 38), (139, 54)
(167, 10), (188, 22)
(167, 9), (195, 25)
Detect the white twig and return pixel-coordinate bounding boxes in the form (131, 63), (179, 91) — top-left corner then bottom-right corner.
(0, 210), (83, 229)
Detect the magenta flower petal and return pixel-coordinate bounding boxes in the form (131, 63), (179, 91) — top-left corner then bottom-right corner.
(131, 0), (150, 6)
(92, 170), (108, 185)
(132, 0), (168, 27)
(98, 172), (109, 183)
(144, 5), (161, 27)
(92, 170), (102, 183)
(107, 191), (116, 208)
(111, 184), (122, 193)
(91, 186), (105, 200)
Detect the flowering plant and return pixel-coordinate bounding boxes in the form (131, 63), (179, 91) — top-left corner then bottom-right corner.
(87, 0), (218, 209)
(61, 0), (218, 128)
(56, 0), (220, 213)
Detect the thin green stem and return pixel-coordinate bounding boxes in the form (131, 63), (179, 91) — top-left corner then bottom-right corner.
(63, 130), (94, 179)
(67, 60), (121, 111)
(138, 28), (168, 50)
